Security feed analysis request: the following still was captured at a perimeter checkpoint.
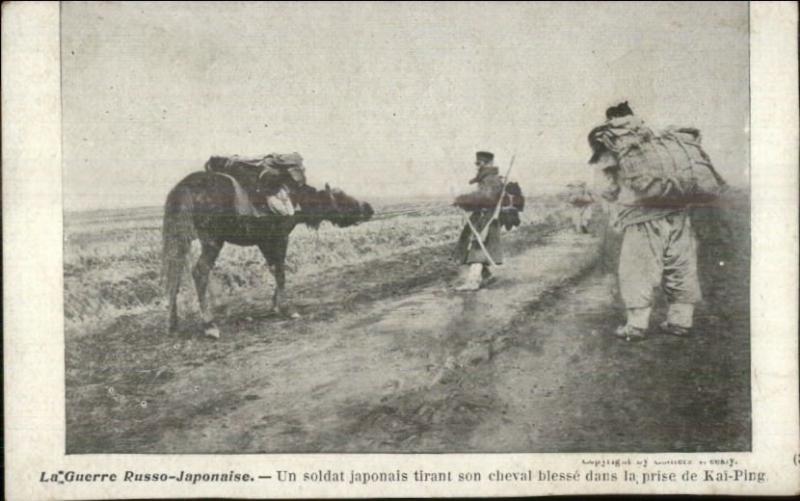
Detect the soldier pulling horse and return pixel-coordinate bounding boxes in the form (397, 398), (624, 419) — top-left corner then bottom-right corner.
(162, 154), (373, 338)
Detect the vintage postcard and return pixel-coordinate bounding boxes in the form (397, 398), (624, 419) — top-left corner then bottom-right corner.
(3, 1), (798, 498)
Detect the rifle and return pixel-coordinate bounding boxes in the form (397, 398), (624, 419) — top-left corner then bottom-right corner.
(465, 216), (498, 267)
(464, 154), (516, 265)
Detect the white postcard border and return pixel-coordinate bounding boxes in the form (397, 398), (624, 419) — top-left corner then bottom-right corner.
(3, 2), (798, 499)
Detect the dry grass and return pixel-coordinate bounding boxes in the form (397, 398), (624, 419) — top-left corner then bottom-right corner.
(64, 197), (568, 335)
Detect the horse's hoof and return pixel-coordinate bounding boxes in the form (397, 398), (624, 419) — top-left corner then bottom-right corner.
(203, 323), (221, 339)
(274, 304), (300, 319)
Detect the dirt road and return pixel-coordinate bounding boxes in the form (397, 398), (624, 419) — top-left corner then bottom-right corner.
(66, 206), (750, 453)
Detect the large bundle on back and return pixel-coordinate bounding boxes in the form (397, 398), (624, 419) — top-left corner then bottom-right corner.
(499, 182), (525, 230)
(588, 116), (727, 206)
(453, 181), (525, 230)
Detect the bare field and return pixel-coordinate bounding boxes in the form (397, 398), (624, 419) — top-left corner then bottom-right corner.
(64, 192), (751, 453)
(64, 197), (565, 334)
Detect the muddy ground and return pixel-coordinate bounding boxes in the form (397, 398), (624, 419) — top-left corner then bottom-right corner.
(66, 199), (750, 453)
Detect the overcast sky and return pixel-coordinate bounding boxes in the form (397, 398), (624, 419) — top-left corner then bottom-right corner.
(62, 1), (749, 211)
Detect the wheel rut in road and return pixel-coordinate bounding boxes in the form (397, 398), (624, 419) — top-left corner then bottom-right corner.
(145, 231), (603, 453)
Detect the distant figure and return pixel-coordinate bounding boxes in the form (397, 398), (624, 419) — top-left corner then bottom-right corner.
(452, 151), (505, 291)
(588, 102), (726, 341)
(566, 182), (595, 234)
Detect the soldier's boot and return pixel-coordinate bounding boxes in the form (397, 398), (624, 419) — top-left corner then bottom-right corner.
(455, 264), (483, 291)
(614, 306), (651, 341)
(660, 303), (694, 337)
(614, 324), (646, 342)
(481, 265), (496, 287)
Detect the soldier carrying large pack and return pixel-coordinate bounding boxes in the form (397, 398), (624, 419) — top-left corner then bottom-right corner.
(452, 151), (525, 291)
(588, 102), (727, 341)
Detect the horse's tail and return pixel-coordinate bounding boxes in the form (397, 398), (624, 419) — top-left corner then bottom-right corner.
(162, 184), (196, 297)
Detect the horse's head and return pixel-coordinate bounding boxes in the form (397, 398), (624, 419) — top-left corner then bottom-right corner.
(293, 183), (373, 228)
(324, 183), (374, 227)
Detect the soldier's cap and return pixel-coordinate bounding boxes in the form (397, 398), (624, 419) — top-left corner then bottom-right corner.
(476, 151), (494, 164)
(605, 101), (634, 120)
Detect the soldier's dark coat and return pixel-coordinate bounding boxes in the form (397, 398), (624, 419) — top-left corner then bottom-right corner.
(452, 166), (504, 265)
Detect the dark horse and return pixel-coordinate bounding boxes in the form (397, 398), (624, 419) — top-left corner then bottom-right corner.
(162, 171), (373, 338)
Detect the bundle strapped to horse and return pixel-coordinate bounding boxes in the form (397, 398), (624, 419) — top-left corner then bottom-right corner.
(588, 115), (727, 206)
(204, 153), (307, 216)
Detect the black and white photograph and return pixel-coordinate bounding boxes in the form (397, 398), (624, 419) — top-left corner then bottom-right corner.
(3, 1), (798, 499)
(61, 1), (751, 454)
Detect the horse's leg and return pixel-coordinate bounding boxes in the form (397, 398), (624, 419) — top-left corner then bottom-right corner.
(193, 239), (224, 338)
(163, 185), (196, 334)
(166, 244), (192, 334)
(272, 260), (300, 319)
(168, 280), (180, 334)
(257, 240), (299, 319)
